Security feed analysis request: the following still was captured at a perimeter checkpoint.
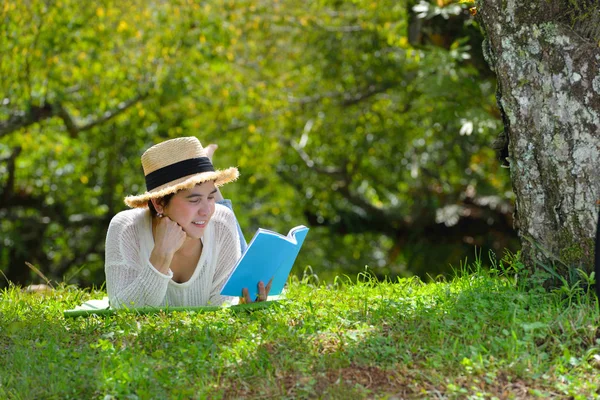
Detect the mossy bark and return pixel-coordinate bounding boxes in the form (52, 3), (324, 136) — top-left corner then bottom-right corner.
(478, 0), (600, 277)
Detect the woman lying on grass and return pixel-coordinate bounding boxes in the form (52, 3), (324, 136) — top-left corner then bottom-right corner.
(104, 136), (270, 309)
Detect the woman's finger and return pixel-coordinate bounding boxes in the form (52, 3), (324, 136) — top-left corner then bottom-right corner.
(257, 281), (267, 302)
(242, 287), (251, 304)
(265, 278), (273, 296)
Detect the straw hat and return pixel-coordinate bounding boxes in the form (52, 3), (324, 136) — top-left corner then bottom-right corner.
(124, 137), (239, 208)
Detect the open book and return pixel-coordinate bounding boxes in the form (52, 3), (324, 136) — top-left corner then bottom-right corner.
(220, 225), (309, 299)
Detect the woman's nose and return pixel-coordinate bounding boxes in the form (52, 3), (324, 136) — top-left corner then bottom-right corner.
(197, 201), (210, 215)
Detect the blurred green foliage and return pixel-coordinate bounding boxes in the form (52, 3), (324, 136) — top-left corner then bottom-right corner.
(0, 0), (517, 287)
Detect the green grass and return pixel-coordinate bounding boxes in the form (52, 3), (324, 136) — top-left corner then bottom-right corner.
(1, 262), (599, 399)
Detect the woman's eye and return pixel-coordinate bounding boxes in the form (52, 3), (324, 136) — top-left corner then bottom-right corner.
(208, 196), (215, 200)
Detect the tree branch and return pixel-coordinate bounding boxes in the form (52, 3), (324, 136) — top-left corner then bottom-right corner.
(0, 104), (54, 138)
(0, 92), (148, 139)
(0, 146), (23, 204)
(304, 197), (515, 241)
(0, 145), (109, 228)
(281, 140), (515, 243)
(287, 137), (344, 176)
(287, 84), (392, 106)
(71, 92), (149, 135)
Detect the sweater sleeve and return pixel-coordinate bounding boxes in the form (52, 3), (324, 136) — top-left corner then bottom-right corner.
(208, 205), (242, 305)
(104, 211), (171, 309)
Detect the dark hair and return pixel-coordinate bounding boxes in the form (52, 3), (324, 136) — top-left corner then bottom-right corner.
(148, 193), (176, 217)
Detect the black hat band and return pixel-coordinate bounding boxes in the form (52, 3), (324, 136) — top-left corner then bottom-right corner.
(145, 157), (215, 191)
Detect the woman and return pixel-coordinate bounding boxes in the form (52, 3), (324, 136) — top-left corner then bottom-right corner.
(105, 136), (269, 308)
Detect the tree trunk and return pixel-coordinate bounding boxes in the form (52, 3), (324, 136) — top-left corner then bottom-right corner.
(478, 0), (600, 279)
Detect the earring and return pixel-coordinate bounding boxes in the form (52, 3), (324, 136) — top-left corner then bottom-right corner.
(157, 212), (163, 218)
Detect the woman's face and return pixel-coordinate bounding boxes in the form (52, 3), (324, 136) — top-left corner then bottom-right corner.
(163, 181), (217, 239)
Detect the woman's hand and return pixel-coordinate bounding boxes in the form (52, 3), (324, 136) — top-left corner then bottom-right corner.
(150, 216), (187, 274)
(240, 279), (273, 304)
(154, 216), (187, 255)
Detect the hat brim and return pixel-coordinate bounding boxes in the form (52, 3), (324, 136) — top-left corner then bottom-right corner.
(124, 167), (239, 208)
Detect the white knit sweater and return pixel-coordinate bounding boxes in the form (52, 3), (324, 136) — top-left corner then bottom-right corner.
(104, 204), (241, 308)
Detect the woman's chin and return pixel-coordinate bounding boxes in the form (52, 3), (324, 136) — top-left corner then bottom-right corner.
(184, 226), (205, 239)
(185, 231), (203, 240)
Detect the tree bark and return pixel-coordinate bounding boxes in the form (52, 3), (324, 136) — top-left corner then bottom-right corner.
(478, 0), (600, 277)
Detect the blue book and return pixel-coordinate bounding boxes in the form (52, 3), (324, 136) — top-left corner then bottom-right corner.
(220, 225), (309, 299)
